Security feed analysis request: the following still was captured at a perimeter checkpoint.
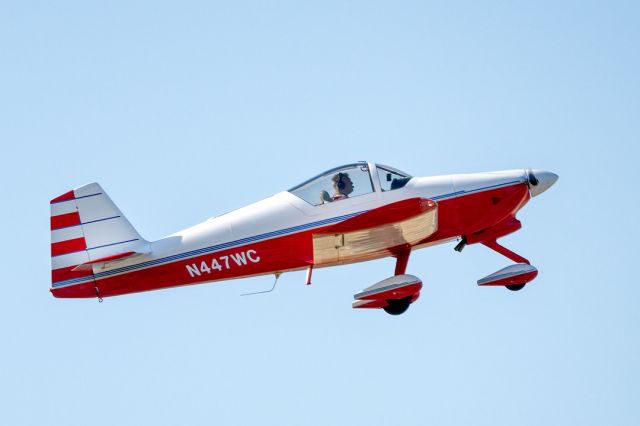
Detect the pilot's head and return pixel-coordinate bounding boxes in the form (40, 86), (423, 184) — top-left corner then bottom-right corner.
(333, 172), (354, 196)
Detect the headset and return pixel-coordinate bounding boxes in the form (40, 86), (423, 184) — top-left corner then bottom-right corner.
(336, 173), (346, 190)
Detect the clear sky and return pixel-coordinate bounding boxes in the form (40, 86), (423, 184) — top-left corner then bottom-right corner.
(1, 1), (638, 425)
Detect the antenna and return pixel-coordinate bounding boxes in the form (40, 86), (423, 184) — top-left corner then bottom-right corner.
(241, 273), (281, 296)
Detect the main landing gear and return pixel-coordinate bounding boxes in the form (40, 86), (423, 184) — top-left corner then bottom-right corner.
(352, 249), (422, 316)
(505, 283), (526, 292)
(383, 296), (413, 315)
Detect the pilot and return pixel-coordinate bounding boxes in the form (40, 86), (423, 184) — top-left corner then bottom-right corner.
(321, 172), (354, 203)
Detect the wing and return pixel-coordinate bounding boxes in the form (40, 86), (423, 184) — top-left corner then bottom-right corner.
(312, 197), (437, 265)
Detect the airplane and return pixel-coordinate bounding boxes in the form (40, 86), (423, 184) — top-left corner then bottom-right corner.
(49, 162), (558, 315)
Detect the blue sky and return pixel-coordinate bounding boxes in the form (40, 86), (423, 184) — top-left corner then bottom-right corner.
(1, 1), (638, 425)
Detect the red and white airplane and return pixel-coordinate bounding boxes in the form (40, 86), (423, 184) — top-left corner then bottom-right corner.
(50, 162), (558, 315)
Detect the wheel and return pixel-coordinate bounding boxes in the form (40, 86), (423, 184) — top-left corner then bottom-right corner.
(383, 297), (412, 315)
(506, 283), (525, 291)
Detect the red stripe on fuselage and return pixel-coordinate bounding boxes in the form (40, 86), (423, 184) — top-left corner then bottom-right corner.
(94, 231), (314, 297)
(51, 237), (87, 256)
(51, 212), (81, 230)
(52, 183), (531, 298)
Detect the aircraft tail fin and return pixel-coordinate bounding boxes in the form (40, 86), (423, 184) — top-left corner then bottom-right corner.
(50, 183), (147, 292)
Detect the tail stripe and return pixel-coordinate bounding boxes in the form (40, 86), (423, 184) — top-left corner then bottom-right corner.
(51, 200), (78, 217)
(51, 226), (84, 244)
(50, 192), (103, 204)
(50, 190), (75, 204)
(51, 237), (87, 257)
(51, 212), (81, 230)
(52, 265), (93, 284)
(51, 251), (90, 270)
(50, 215), (122, 231)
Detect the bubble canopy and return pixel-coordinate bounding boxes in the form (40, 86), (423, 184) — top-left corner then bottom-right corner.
(288, 162), (412, 206)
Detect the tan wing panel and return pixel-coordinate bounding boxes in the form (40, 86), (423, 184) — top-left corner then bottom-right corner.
(312, 204), (438, 265)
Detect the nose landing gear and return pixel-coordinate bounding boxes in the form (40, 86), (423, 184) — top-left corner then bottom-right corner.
(476, 239), (538, 290)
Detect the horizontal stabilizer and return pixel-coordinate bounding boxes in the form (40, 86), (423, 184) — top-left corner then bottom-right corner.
(72, 248), (150, 271)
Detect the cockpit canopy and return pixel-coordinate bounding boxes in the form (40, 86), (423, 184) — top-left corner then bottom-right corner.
(289, 162), (412, 206)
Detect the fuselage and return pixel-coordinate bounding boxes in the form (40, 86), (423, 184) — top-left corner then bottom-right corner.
(51, 165), (539, 298)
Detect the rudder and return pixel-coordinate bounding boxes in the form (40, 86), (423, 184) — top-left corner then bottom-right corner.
(50, 183), (147, 297)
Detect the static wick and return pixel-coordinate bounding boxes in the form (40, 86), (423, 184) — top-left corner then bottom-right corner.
(241, 273), (281, 296)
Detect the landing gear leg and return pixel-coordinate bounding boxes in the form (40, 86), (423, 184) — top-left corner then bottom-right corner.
(482, 240), (534, 291)
(394, 249), (411, 276)
(482, 239), (530, 264)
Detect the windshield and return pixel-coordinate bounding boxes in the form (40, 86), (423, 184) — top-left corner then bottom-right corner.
(289, 163), (375, 206)
(376, 164), (412, 191)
